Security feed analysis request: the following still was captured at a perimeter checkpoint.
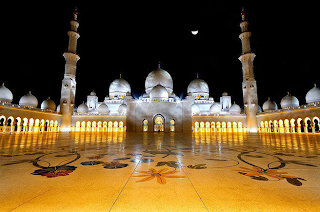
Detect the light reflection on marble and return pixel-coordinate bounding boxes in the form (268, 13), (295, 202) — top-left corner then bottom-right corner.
(0, 132), (319, 211)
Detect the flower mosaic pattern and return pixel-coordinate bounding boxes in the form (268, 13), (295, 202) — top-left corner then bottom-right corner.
(1, 142), (316, 187)
(103, 161), (128, 169)
(31, 166), (77, 178)
(187, 164), (207, 169)
(80, 161), (104, 166)
(236, 166), (306, 186)
(133, 168), (186, 184)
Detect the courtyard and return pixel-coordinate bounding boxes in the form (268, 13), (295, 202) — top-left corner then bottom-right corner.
(0, 132), (319, 211)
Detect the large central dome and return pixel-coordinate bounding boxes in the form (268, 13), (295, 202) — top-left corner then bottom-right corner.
(145, 65), (173, 95)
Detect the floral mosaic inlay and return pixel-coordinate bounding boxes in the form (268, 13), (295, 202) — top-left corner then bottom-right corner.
(133, 168), (186, 184)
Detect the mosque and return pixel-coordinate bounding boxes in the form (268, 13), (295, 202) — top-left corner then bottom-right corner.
(0, 9), (319, 134)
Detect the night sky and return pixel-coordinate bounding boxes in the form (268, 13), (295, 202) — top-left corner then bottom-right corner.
(1, 2), (318, 108)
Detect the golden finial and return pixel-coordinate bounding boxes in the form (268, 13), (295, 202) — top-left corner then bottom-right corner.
(241, 7), (245, 21)
(196, 72), (199, 78)
(120, 73), (122, 78)
(158, 61), (161, 69)
(314, 83), (317, 88)
(73, 7), (78, 21)
(2, 82), (4, 87)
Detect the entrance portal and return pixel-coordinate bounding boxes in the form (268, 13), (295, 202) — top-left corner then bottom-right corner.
(154, 115), (164, 132)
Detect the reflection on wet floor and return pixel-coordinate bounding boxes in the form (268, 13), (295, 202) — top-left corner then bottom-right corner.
(0, 132), (319, 211)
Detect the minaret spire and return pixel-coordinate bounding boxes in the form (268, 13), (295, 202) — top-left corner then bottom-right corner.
(60, 8), (81, 132)
(73, 7), (78, 21)
(238, 8), (258, 132)
(241, 7), (245, 21)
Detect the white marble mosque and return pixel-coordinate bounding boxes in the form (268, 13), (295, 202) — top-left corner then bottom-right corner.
(0, 9), (319, 134)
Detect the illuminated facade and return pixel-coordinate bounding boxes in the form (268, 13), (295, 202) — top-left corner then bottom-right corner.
(0, 9), (319, 134)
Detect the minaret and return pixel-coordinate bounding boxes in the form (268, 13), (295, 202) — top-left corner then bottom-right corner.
(238, 8), (258, 132)
(60, 8), (80, 132)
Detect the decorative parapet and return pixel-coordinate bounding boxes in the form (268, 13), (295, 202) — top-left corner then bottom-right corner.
(73, 112), (126, 116)
(0, 102), (60, 114)
(258, 103), (320, 114)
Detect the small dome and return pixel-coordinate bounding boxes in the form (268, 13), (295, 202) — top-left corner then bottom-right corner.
(0, 83), (13, 103)
(118, 103), (127, 114)
(19, 91), (38, 108)
(262, 98), (278, 112)
(109, 78), (131, 94)
(150, 85), (169, 100)
(280, 93), (299, 109)
(306, 84), (320, 104)
(222, 92), (228, 96)
(229, 102), (241, 114)
(98, 102), (109, 114)
(210, 103), (220, 114)
(187, 78), (209, 94)
(41, 97), (56, 111)
(77, 102), (88, 113)
(90, 90), (96, 96)
(191, 103), (200, 115)
(145, 64), (173, 95)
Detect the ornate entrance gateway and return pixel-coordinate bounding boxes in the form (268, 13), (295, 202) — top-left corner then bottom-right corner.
(154, 115), (164, 132)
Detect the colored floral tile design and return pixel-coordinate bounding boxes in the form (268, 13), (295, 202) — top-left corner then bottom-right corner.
(236, 166), (306, 186)
(156, 161), (182, 169)
(31, 166), (77, 178)
(187, 164), (207, 169)
(80, 161), (104, 166)
(103, 161), (128, 169)
(133, 168), (186, 184)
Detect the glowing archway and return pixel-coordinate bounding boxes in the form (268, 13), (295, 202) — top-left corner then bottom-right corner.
(154, 114), (165, 132)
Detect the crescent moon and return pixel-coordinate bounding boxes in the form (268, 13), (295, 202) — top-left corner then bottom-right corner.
(191, 30), (198, 35)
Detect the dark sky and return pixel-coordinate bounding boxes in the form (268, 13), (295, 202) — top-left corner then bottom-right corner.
(1, 2), (318, 107)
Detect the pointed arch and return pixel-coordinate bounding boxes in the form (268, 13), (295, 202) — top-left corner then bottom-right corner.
(304, 117), (312, 133)
(313, 117), (320, 133)
(154, 114), (165, 132)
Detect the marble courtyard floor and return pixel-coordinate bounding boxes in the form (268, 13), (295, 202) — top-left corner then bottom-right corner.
(0, 132), (319, 212)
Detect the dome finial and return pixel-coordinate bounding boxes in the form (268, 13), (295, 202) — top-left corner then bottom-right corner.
(2, 82), (4, 87)
(73, 7), (78, 21)
(196, 72), (199, 78)
(241, 7), (245, 21)
(29, 91), (32, 95)
(314, 83), (317, 88)
(158, 61), (161, 69)
(120, 73), (122, 78)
